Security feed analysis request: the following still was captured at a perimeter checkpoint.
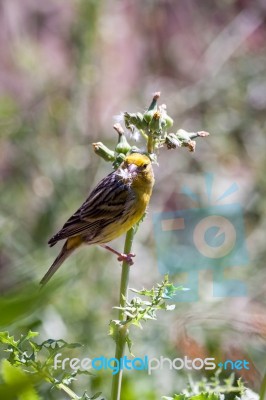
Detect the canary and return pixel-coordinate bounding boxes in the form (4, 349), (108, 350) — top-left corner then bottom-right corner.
(40, 153), (154, 285)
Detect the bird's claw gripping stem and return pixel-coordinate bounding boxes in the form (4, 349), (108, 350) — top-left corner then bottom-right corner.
(101, 245), (135, 265)
(117, 252), (135, 266)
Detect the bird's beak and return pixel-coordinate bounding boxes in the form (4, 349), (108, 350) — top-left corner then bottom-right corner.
(127, 163), (138, 174)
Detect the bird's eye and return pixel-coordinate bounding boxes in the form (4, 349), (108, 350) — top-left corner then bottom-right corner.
(143, 163), (148, 169)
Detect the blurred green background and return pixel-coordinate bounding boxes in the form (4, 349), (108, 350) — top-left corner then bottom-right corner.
(0, 0), (265, 398)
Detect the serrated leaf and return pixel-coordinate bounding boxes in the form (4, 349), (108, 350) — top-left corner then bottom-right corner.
(109, 320), (125, 343)
(60, 368), (93, 386)
(40, 338), (82, 352)
(24, 331), (39, 341)
(131, 320), (143, 329)
(0, 331), (19, 347)
(125, 334), (133, 355)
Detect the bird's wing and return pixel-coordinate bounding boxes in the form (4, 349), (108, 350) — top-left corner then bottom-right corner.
(80, 173), (133, 220)
(48, 172), (135, 245)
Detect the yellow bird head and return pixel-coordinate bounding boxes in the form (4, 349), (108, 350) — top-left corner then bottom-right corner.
(118, 153), (154, 189)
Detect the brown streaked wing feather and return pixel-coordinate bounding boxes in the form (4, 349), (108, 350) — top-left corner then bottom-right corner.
(48, 171), (135, 245)
(80, 186), (132, 220)
(79, 172), (127, 219)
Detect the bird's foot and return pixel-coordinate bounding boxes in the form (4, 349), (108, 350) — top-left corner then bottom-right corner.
(117, 252), (135, 266)
(100, 245), (135, 265)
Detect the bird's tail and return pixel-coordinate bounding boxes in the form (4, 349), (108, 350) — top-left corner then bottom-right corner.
(40, 236), (82, 286)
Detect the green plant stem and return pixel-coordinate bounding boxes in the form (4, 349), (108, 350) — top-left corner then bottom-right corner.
(260, 373), (266, 400)
(147, 134), (154, 154)
(111, 227), (135, 400)
(57, 383), (80, 399)
(41, 370), (79, 399)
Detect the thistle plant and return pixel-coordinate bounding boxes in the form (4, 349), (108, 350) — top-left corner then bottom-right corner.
(162, 369), (248, 400)
(92, 92), (209, 400)
(0, 331), (96, 399)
